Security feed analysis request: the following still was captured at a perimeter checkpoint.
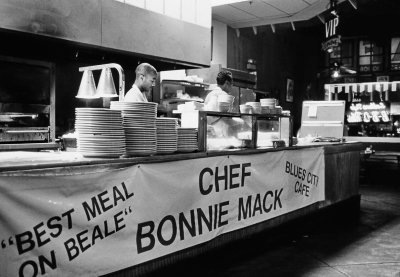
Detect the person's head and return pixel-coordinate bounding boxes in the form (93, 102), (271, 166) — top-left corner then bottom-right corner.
(216, 70), (233, 93)
(135, 63), (157, 93)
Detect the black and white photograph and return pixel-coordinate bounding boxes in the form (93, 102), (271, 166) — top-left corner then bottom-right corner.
(0, 0), (400, 276)
(286, 78), (294, 102)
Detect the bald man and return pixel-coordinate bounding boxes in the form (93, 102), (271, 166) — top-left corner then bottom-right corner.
(124, 63), (157, 102)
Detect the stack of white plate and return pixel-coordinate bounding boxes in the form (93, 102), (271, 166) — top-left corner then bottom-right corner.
(156, 117), (178, 154)
(246, 102), (261, 114)
(177, 128), (198, 152)
(110, 101), (157, 156)
(75, 108), (125, 158)
(260, 98), (276, 114)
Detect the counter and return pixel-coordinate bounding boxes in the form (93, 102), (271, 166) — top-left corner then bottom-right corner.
(345, 136), (400, 151)
(0, 142), (362, 277)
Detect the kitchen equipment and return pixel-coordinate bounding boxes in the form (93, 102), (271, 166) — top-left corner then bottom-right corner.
(0, 55), (56, 150)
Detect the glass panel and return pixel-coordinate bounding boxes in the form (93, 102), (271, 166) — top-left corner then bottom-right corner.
(359, 65), (371, 73)
(0, 60), (51, 128)
(342, 57), (353, 67)
(359, 40), (372, 56)
(391, 37), (400, 70)
(359, 39), (383, 71)
(391, 37), (400, 54)
(0, 61), (50, 104)
(206, 115), (252, 150)
(341, 40), (353, 57)
(359, 55), (371, 65)
(256, 117), (280, 148)
(391, 54), (400, 64)
(372, 43), (383, 55)
(372, 55), (383, 64)
(372, 63), (383, 72)
(330, 46), (341, 59)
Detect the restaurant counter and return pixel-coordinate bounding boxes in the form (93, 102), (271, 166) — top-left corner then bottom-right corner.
(345, 136), (400, 151)
(0, 142), (362, 277)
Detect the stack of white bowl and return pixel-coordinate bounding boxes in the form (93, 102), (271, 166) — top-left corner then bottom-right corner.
(275, 105), (283, 115)
(75, 108), (126, 158)
(246, 102), (261, 114)
(239, 104), (252, 114)
(110, 101), (157, 156)
(217, 94), (235, 112)
(156, 117), (178, 154)
(260, 98), (276, 114)
(177, 128), (198, 152)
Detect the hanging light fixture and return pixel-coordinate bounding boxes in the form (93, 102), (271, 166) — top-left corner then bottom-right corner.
(331, 70), (340, 78)
(331, 61), (340, 78)
(76, 70), (98, 99)
(77, 63), (125, 101)
(96, 68), (118, 98)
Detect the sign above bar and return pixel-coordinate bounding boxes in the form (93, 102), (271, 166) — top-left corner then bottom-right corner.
(325, 16), (340, 39)
(325, 81), (400, 94)
(321, 15), (340, 52)
(322, 0), (340, 53)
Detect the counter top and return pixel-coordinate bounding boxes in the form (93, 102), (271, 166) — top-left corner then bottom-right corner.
(345, 136), (400, 143)
(0, 142), (363, 172)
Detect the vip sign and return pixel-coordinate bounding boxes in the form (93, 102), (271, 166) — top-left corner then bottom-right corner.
(322, 15), (340, 52)
(325, 16), (339, 39)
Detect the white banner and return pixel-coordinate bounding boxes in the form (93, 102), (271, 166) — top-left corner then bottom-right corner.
(0, 148), (325, 276)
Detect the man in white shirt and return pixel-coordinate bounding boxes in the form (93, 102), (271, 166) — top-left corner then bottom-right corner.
(124, 63), (157, 102)
(204, 70), (233, 111)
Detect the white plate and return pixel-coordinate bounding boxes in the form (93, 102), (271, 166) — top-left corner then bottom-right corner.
(80, 153), (125, 157)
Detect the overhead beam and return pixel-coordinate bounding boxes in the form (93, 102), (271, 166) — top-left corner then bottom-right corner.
(348, 0), (357, 9)
(317, 14), (325, 24)
(229, 0), (344, 29)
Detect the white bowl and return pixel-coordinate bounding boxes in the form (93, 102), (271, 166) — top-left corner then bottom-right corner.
(240, 104), (251, 114)
(218, 94), (235, 103)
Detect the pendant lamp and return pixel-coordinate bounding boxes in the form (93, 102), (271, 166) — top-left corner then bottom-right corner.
(76, 70), (98, 99)
(96, 68), (118, 98)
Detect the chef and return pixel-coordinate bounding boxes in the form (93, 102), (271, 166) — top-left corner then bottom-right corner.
(204, 70), (243, 141)
(204, 70), (233, 111)
(124, 63), (157, 102)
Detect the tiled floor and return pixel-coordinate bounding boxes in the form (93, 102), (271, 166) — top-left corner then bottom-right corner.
(147, 169), (400, 277)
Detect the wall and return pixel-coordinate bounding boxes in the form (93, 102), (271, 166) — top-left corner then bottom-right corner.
(227, 27), (258, 72)
(116, 0), (211, 28)
(226, 25), (322, 133)
(0, 0), (211, 67)
(0, 0), (215, 137)
(211, 20), (227, 68)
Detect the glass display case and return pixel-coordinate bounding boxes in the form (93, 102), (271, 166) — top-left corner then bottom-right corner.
(179, 111), (292, 151)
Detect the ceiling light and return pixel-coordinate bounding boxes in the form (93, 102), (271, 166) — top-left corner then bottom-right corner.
(332, 70), (340, 78)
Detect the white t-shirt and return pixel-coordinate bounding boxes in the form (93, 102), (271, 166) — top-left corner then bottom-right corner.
(124, 84), (148, 102)
(204, 87), (227, 111)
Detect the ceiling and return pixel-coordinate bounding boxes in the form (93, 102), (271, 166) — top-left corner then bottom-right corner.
(212, 0), (348, 29)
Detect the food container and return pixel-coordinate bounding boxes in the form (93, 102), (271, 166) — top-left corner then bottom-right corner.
(240, 104), (251, 114)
